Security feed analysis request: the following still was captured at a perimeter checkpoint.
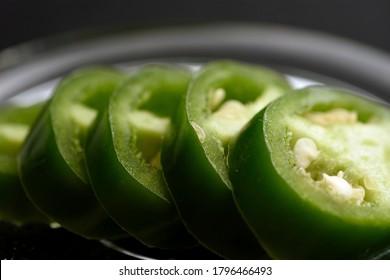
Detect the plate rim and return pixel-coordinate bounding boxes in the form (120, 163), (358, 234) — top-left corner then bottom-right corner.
(1, 23), (390, 101)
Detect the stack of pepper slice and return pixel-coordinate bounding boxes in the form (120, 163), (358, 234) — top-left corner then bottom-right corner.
(1, 59), (388, 259)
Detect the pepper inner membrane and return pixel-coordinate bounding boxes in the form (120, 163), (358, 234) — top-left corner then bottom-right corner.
(205, 86), (283, 154)
(128, 110), (170, 169)
(287, 107), (390, 206)
(70, 103), (98, 175)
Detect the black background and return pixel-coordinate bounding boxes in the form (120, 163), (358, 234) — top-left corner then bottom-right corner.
(1, 0), (390, 54)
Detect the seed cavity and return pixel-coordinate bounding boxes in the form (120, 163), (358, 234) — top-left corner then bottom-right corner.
(292, 136), (368, 205)
(207, 87), (284, 146)
(304, 108), (357, 126)
(208, 100), (248, 145)
(71, 104), (98, 129)
(128, 110), (170, 169)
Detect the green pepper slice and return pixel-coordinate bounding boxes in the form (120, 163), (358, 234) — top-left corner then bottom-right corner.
(19, 67), (127, 239)
(162, 60), (291, 258)
(229, 87), (390, 259)
(86, 65), (196, 248)
(0, 103), (49, 224)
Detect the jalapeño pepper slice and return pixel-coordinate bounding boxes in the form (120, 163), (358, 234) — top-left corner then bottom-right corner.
(86, 65), (195, 248)
(0, 103), (49, 224)
(229, 87), (390, 259)
(162, 60), (291, 258)
(19, 67), (127, 239)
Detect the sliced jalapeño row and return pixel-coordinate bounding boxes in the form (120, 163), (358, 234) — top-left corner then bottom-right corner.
(1, 60), (389, 259)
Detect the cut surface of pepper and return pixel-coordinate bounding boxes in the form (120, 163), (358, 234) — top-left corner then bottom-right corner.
(229, 86), (390, 259)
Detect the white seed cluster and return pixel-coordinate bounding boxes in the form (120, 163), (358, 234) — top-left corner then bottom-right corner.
(207, 87), (282, 145)
(321, 171), (365, 205)
(207, 88), (248, 144)
(293, 138), (320, 169)
(293, 136), (366, 205)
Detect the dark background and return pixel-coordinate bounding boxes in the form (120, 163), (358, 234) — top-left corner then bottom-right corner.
(1, 0), (390, 54)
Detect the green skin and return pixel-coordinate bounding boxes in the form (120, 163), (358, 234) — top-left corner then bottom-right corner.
(19, 68), (127, 239)
(229, 87), (390, 259)
(86, 65), (196, 248)
(162, 60), (291, 259)
(0, 103), (49, 224)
